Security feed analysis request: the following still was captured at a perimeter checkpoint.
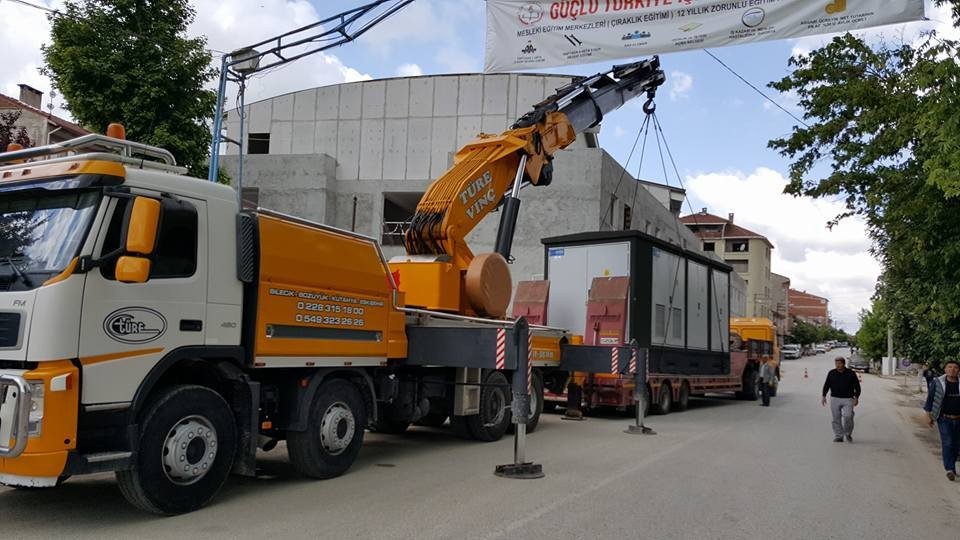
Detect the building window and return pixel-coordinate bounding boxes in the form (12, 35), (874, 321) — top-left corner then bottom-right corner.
(725, 259), (749, 273)
(248, 133), (270, 154)
(669, 198), (683, 214)
(382, 192), (424, 246)
(703, 242), (715, 252)
(727, 240), (749, 252)
(623, 204), (632, 230)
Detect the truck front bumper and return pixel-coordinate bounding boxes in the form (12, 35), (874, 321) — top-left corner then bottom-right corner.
(0, 362), (79, 487)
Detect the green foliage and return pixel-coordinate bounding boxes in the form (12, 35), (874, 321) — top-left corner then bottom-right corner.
(769, 16), (960, 366)
(41, 0), (217, 177)
(856, 308), (887, 362)
(790, 320), (819, 346)
(0, 111), (33, 150)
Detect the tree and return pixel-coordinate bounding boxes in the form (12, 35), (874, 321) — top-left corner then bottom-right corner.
(790, 320), (820, 346)
(0, 110), (33, 150)
(856, 308), (887, 362)
(42, 0), (217, 177)
(768, 7), (960, 366)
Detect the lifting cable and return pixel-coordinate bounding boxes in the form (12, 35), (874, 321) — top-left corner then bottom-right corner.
(608, 96), (728, 359)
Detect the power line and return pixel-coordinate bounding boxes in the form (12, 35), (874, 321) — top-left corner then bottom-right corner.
(703, 48), (810, 129)
(4, 0), (56, 13)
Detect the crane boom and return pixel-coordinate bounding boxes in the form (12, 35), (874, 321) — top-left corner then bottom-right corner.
(405, 57), (666, 266)
(393, 57), (665, 317)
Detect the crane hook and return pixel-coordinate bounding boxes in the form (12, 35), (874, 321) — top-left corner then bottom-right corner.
(642, 97), (656, 115)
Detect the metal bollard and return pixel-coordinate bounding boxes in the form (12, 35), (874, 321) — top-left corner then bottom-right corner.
(495, 318), (544, 479)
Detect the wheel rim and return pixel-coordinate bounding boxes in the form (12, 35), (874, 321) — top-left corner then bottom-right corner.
(482, 387), (507, 428)
(320, 401), (355, 456)
(162, 415), (218, 486)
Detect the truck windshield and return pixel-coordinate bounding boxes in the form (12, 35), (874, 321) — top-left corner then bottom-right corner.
(0, 189), (100, 289)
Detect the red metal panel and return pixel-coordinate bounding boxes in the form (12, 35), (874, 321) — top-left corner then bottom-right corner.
(585, 276), (630, 346)
(512, 280), (550, 326)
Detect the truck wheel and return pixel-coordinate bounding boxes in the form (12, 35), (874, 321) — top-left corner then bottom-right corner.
(654, 383), (672, 415)
(526, 370), (544, 433)
(737, 370), (759, 401)
(676, 381), (691, 411)
(287, 379), (367, 479)
(116, 385), (237, 515)
(466, 371), (512, 442)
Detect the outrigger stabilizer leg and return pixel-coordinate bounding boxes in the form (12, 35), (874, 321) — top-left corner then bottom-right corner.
(495, 318), (545, 479)
(624, 344), (655, 435)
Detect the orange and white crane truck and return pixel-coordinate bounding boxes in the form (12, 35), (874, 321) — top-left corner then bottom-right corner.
(0, 59), (665, 514)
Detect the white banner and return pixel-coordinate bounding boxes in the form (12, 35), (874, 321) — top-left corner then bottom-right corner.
(485, 0), (926, 72)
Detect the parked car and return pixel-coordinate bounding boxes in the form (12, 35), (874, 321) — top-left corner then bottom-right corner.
(782, 344), (802, 360)
(849, 356), (870, 373)
(815, 344), (826, 354)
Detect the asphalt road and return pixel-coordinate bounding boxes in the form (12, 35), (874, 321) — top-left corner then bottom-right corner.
(3, 348), (958, 539)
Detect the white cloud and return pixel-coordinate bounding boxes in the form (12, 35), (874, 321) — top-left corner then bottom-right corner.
(356, 0), (481, 73)
(396, 63), (424, 77)
(0, 1), (372, 117)
(0, 1), (69, 116)
(190, 0), (370, 103)
(669, 70), (693, 101)
(685, 167), (881, 332)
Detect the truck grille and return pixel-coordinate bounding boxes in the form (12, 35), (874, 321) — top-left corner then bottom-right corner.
(0, 312), (22, 348)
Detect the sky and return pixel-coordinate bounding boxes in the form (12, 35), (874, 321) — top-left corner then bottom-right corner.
(1, 0), (956, 332)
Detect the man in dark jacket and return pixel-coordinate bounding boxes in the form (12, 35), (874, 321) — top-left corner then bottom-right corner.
(923, 359), (960, 481)
(821, 357), (861, 442)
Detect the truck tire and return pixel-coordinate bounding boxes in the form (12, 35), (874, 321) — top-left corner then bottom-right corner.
(116, 385), (237, 515)
(287, 379), (367, 479)
(676, 381), (691, 411)
(466, 371), (512, 442)
(654, 383), (672, 415)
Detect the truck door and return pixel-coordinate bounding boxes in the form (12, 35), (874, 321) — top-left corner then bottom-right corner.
(78, 194), (208, 405)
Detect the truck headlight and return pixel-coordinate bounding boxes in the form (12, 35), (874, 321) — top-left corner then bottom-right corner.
(28, 380), (44, 437)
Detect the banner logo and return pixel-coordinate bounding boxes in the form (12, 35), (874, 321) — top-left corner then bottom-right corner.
(826, 0), (847, 15)
(518, 3), (544, 25)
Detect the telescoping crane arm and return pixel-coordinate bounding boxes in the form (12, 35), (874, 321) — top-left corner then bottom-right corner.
(404, 57), (666, 271)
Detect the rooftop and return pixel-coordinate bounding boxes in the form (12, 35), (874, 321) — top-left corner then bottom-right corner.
(680, 210), (774, 247)
(0, 93), (88, 139)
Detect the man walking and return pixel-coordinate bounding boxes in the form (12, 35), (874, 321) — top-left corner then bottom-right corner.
(923, 360), (960, 481)
(821, 357), (861, 442)
(759, 359), (775, 406)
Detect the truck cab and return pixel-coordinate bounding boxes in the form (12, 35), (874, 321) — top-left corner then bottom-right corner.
(0, 135), (244, 495)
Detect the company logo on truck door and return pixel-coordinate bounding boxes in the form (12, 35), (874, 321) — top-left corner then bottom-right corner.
(459, 171), (495, 220)
(103, 307), (167, 344)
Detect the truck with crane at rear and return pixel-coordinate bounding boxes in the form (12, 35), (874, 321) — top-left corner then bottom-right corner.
(0, 59), (665, 514)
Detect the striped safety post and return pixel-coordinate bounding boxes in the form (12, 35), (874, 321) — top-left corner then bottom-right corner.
(495, 328), (506, 370)
(611, 346), (620, 374)
(527, 331), (534, 396)
(629, 347), (638, 375)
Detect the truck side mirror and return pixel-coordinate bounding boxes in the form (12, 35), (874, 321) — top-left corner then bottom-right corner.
(115, 256), (151, 283)
(126, 197), (161, 255)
